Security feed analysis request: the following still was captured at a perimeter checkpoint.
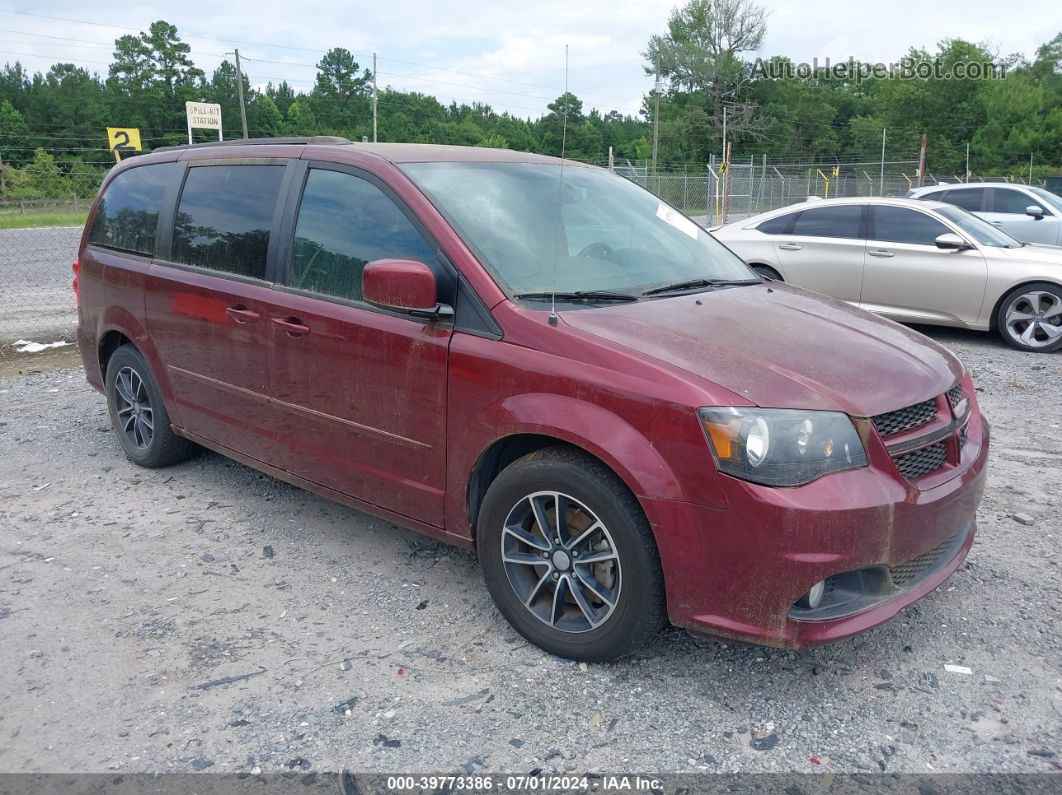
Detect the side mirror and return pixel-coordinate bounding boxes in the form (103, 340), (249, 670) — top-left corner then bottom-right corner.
(362, 259), (453, 319)
(1026, 205), (1045, 220)
(935, 233), (970, 251)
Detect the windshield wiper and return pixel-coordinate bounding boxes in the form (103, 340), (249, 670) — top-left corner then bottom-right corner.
(514, 290), (638, 303)
(641, 277), (762, 296)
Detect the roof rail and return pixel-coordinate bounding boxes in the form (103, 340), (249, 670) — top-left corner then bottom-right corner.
(152, 136), (353, 153)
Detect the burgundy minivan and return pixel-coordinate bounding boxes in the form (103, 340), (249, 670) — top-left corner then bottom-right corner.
(76, 137), (989, 661)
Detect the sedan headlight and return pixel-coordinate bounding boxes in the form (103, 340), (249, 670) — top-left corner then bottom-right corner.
(699, 407), (868, 486)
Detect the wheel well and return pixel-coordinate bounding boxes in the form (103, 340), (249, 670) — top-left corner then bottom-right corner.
(748, 262), (782, 280)
(467, 434), (627, 544)
(98, 331), (132, 377)
(988, 281), (1062, 331)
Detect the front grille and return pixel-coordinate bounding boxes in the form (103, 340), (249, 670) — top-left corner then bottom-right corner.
(947, 383), (965, 407)
(889, 534), (958, 587)
(894, 442), (947, 479)
(872, 399), (937, 437)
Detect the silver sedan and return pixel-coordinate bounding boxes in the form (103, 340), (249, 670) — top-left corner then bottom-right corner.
(712, 197), (1062, 353)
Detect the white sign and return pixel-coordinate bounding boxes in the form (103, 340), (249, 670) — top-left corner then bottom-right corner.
(656, 202), (700, 240)
(185, 101), (223, 143)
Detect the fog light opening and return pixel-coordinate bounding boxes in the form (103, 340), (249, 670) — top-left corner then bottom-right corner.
(797, 580), (826, 610)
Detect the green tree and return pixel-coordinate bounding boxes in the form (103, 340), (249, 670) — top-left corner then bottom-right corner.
(311, 48), (371, 130)
(0, 99), (32, 167)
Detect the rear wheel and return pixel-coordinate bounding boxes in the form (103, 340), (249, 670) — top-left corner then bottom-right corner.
(478, 447), (665, 662)
(105, 345), (197, 467)
(996, 282), (1062, 352)
(751, 264), (782, 281)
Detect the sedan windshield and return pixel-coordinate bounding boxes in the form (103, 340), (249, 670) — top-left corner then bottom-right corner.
(936, 205), (1023, 247)
(401, 162), (757, 301)
(1029, 187), (1062, 215)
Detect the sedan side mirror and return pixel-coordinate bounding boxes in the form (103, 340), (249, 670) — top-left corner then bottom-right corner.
(935, 233), (970, 251)
(1026, 205), (1045, 220)
(362, 259), (453, 319)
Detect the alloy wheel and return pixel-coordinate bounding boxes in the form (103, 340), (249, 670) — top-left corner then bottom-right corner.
(1004, 290), (1062, 349)
(501, 491), (621, 634)
(113, 366), (154, 450)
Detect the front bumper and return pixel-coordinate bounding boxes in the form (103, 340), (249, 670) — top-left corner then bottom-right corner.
(644, 411), (989, 649)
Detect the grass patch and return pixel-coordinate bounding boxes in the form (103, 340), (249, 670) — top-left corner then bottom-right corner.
(0, 209), (88, 229)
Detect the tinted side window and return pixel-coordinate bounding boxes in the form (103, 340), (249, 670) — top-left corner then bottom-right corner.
(172, 164), (285, 280)
(89, 163), (181, 256)
(871, 206), (950, 245)
(991, 188), (1044, 215)
(756, 213), (795, 234)
(941, 188), (984, 212)
(290, 169), (435, 302)
(790, 205), (863, 239)
(920, 189), (949, 201)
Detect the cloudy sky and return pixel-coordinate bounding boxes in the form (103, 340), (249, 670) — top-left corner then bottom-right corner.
(1, 0), (1059, 118)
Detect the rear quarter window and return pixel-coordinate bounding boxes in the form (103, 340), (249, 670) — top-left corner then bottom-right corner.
(89, 163), (182, 257)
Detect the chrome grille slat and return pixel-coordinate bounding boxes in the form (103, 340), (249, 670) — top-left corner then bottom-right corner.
(872, 398), (937, 437)
(894, 442), (947, 479)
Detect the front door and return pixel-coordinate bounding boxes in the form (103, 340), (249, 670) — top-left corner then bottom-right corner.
(146, 161), (292, 462)
(982, 188), (1059, 245)
(268, 165), (452, 525)
(859, 205), (988, 327)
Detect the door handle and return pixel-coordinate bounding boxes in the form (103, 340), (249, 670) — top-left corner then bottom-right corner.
(225, 305), (260, 323)
(272, 316), (311, 337)
(868, 249), (895, 258)
(990, 221), (1004, 227)
(778, 242), (802, 251)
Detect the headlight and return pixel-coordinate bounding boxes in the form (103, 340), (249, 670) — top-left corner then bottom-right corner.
(699, 407), (868, 486)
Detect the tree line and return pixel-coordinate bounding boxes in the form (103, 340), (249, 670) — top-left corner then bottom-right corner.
(0, 1), (1059, 201)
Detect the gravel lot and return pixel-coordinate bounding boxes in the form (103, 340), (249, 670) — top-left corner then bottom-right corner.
(0, 329), (1059, 777)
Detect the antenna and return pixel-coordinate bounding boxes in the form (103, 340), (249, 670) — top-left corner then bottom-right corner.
(549, 44), (569, 327)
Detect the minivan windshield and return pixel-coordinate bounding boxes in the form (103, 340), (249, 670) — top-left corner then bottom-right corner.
(936, 205), (1024, 247)
(401, 162), (757, 301)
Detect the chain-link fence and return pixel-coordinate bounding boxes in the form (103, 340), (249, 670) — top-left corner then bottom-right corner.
(623, 158), (924, 226)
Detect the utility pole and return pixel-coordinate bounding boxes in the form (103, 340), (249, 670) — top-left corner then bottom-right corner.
(721, 105), (727, 167)
(1029, 152), (1034, 184)
(917, 131), (928, 187)
(233, 49), (249, 139)
(372, 52), (378, 143)
(965, 141), (970, 183)
(651, 56), (660, 176)
(879, 128), (886, 195)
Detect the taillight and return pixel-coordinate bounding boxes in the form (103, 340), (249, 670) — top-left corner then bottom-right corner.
(72, 258), (80, 306)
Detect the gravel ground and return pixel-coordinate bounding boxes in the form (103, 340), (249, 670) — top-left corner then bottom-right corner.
(0, 329), (1059, 777)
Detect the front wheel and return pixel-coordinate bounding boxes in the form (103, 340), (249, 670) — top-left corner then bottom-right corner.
(996, 282), (1062, 352)
(478, 447), (665, 662)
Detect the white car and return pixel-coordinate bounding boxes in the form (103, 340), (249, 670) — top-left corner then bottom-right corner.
(908, 182), (1062, 246)
(711, 197), (1062, 352)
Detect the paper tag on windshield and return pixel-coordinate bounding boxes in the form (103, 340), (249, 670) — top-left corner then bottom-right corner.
(656, 203), (700, 240)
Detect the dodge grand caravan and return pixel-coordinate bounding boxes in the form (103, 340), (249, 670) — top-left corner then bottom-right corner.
(76, 137), (989, 662)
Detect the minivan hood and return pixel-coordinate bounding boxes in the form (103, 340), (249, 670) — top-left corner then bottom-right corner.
(560, 283), (962, 417)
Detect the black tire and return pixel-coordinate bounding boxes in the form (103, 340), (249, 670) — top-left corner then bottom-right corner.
(751, 264), (782, 281)
(105, 344), (198, 467)
(478, 446), (665, 662)
(995, 282), (1062, 353)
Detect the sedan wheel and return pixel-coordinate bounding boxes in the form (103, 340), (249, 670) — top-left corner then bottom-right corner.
(998, 284), (1062, 352)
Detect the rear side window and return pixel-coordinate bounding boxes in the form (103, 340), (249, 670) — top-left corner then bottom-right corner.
(871, 206), (950, 245)
(990, 188), (1044, 215)
(756, 213), (795, 234)
(790, 205), (864, 239)
(919, 189), (949, 201)
(90, 163), (181, 256)
(172, 164), (285, 280)
(941, 188), (985, 212)
(289, 169), (435, 302)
